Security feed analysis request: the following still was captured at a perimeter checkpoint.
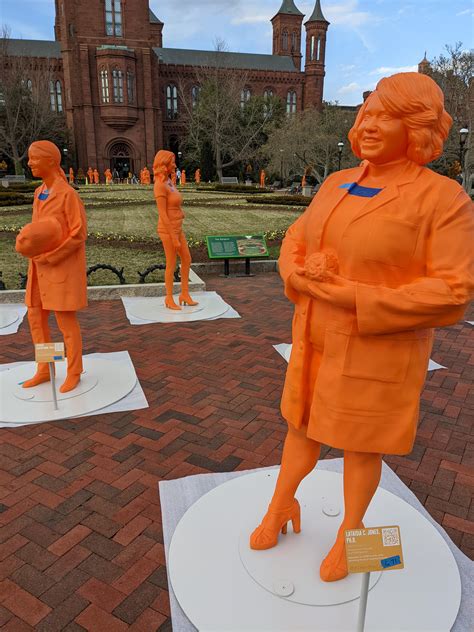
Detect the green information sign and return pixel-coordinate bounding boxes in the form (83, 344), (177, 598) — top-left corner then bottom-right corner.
(206, 235), (269, 259)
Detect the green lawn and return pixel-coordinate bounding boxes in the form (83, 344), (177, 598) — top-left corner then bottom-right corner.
(0, 186), (302, 289)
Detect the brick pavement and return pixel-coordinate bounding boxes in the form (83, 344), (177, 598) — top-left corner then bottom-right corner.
(0, 273), (472, 630)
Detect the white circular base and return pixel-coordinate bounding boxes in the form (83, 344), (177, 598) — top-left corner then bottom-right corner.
(0, 310), (19, 329)
(128, 294), (228, 323)
(14, 370), (99, 402)
(0, 357), (137, 425)
(168, 469), (461, 631)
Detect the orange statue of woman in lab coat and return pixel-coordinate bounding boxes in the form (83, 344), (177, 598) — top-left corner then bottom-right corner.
(250, 73), (474, 581)
(15, 141), (88, 394)
(153, 150), (197, 310)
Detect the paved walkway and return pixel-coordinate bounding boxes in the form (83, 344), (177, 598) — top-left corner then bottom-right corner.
(0, 274), (472, 630)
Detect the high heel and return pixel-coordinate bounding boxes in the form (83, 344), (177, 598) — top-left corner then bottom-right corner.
(179, 293), (198, 306)
(320, 522), (364, 582)
(250, 499), (301, 550)
(164, 296), (181, 310)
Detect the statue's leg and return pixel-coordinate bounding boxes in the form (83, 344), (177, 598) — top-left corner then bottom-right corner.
(161, 233), (180, 310)
(178, 233), (197, 306)
(250, 424), (320, 550)
(55, 310), (83, 393)
(22, 306), (52, 388)
(320, 450), (382, 582)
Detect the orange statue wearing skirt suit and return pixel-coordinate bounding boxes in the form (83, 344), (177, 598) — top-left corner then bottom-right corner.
(68, 167), (74, 184)
(195, 168), (201, 184)
(93, 169), (100, 185)
(250, 73), (474, 581)
(105, 168), (112, 185)
(16, 141), (88, 394)
(153, 150), (197, 310)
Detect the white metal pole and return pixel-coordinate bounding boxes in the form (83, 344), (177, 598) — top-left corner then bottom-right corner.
(49, 362), (58, 410)
(357, 572), (370, 632)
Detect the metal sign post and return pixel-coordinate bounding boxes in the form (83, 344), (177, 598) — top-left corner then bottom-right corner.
(356, 572), (370, 632)
(48, 362), (58, 410)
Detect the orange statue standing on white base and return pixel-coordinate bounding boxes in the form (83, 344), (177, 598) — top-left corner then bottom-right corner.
(15, 141), (88, 394)
(153, 150), (197, 311)
(250, 73), (474, 582)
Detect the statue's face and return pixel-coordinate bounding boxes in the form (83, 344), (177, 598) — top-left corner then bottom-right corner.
(358, 93), (408, 165)
(28, 148), (54, 179)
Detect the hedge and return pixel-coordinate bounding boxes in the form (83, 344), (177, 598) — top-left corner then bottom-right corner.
(213, 184), (272, 194)
(246, 195), (313, 207)
(0, 191), (34, 207)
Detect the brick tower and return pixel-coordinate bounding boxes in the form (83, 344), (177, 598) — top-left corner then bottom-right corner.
(271, 0), (304, 71)
(303, 0), (329, 109)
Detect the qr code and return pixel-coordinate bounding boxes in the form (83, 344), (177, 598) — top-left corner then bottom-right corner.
(382, 527), (400, 547)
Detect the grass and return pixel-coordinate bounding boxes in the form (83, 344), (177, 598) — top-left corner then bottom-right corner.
(0, 185), (302, 288)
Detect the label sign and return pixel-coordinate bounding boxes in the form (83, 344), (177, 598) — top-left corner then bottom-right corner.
(206, 235), (269, 259)
(35, 342), (65, 363)
(345, 525), (404, 574)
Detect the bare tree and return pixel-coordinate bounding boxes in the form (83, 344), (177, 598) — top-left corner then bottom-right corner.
(0, 27), (68, 174)
(178, 41), (283, 182)
(261, 103), (357, 184)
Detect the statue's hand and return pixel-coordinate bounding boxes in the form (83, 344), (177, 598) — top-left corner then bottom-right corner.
(289, 268), (312, 297)
(308, 273), (357, 309)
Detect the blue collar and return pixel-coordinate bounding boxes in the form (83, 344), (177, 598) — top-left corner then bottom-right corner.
(340, 182), (383, 197)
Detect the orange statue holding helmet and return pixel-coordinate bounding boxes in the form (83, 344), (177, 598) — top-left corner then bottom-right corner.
(15, 140), (88, 394)
(250, 73), (474, 582)
(153, 150), (197, 310)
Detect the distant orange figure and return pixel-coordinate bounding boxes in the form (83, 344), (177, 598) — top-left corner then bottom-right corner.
(68, 167), (74, 184)
(171, 171), (177, 187)
(250, 73), (474, 582)
(301, 173), (306, 188)
(93, 169), (99, 185)
(260, 169), (266, 188)
(105, 168), (112, 185)
(180, 170), (186, 185)
(15, 141), (88, 394)
(142, 166), (151, 185)
(153, 150), (197, 311)
(195, 168), (201, 184)
(87, 167), (94, 185)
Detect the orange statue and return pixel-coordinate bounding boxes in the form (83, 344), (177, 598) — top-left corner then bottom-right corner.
(142, 166), (151, 185)
(250, 73), (474, 582)
(171, 170), (177, 187)
(87, 167), (94, 185)
(93, 169), (100, 185)
(15, 141), (88, 394)
(181, 170), (186, 185)
(195, 168), (201, 184)
(260, 169), (266, 188)
(153, 150), (197, 310)
(68, 167), (74, 184)
(105, 168), (112, 185)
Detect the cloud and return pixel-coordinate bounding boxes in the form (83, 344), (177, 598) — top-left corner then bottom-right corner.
(370, 64), (418, 75)
(456, 9), (473, 16)
(338, 81), (362, 95)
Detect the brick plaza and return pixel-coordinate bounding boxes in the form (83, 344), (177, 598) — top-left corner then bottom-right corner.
(0, 273), (472, 630)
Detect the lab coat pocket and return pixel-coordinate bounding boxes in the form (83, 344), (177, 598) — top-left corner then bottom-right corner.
(364, 216), (419, 268)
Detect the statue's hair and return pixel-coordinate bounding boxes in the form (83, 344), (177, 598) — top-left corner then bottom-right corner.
(29, 140), (68, 182)
(153, 150), (175, 182)
(349, 73), (452, 165)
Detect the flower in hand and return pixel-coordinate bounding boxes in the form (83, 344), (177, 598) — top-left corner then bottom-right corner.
(304, 252), (339, 281)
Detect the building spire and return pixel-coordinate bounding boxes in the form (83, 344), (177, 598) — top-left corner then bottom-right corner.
(274, 0), (303, 17)
(307, 0), (329, 23)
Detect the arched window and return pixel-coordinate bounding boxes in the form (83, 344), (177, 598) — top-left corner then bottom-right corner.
(127, 70), (135, 103)
(105, 0), (123, 37)
(310, 36), (315, 61)
(100, 68), (110, 103)
(291, 31), (297, 52)
(286, 90), (297, 116)
(112, 68), (124, 103)
(240, 87), (251, 109)
(282, 30), (288, 51)
(263, 89), (274, 117)
(50, 80), (63, 112)
(191, 85), (200, 108)
(26, 79), (32, 92)
(316, 38), (321, 61)
(166, 84), (178, 119)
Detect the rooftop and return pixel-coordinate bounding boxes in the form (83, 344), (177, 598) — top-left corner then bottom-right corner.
(153, 47), (299, 72)
(4, 38), (61, 58)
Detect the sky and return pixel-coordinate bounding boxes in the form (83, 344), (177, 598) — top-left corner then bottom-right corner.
(1, 0), (472, 105)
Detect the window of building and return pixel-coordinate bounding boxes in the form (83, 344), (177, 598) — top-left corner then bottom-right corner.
(55, 80), (63, 112)
(191, 85), (200, 108)
(100, 69), (110, 103)
(50, 80), (63, 112)
(127, 70), (135, 103)
(291, 31), (297, 52)
(282, 30), (288, 51)
(105, 0), (122, 37)
(112, 68), (124, 103)
(286, 90), (297, 115)
(263, 89), (274, 117)
(166, 84), (178, 118)
(240, 88), (251, 109)
(310, 35), (315, 61)
(26, 79), (33, 91)
(316, 38), (321, 61)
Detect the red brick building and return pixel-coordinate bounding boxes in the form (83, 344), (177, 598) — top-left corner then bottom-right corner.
(7, 0), (330, 176)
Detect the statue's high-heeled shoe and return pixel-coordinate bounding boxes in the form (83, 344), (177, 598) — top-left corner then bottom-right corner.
(250, 499), (301, 550)
(165, 296), (181, 310)
(179, 293), (198, 306)
(320, 522), (364, 582)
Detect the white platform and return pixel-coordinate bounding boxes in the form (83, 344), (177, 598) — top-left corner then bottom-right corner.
(274, 343), (447, 372)
(122, 291), (240, 324)
(0, 355), (138, 426)
(168, 468), (461, 631)
(0, 304), (27, 335)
